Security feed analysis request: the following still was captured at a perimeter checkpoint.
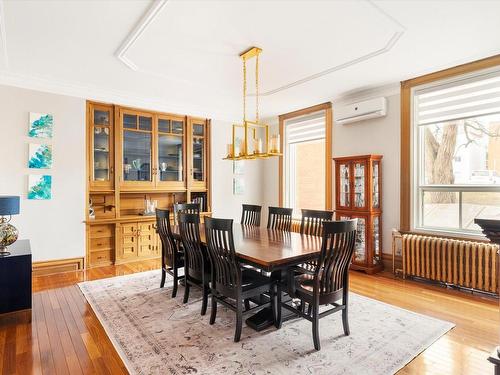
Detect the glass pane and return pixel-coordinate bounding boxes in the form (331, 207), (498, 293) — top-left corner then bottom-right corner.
(172, 120), (184, 134)
(158, 134), (183, 182)
(422, 191), (459, 229)
(421, 113), (500, 186)
(354, 217), (366, 262)
(123, 114), (137, 129)
(139, 116), (152, 131)
(288, 139), (325, 216)
(94, 110), (110, 126)
(462, 192), (500, 231)
(193, 123), (204, 136)
(372, 162), (380, 208)
(354, 162), (365, 207)
(123, 130), (151, 181)
(339, 163), (350, 207)
(193, 138), (204, 181)
(93, 127), (110, 181)
(373, 216), (380, 264)
(158, 119), (170, 133)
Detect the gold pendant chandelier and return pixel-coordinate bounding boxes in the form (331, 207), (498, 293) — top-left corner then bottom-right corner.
(223, 47), (281, 160)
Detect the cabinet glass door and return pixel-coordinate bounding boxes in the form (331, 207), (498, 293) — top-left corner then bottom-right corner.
(191, 121), (205, 185)
(353, 161), (367, 209)
(122, 112), (153, 186)
(157, 117), (184, 188)
(372, 161), (380, 209)
(90, 105), (113, 189)
(339, 163), (350, 208)
(372, 216), (381, 265)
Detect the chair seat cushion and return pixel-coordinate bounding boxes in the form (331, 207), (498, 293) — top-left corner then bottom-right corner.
(241, 269), (272, 291)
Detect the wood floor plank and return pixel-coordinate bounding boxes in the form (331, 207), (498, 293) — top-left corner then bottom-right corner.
(0, 259), (497, 374)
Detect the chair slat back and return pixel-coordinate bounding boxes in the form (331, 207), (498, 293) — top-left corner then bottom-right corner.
(155, 209), (178, 268)
(241, 204), (262, 226)
(316, 219), (357, 294)
(267, 206), (293, 231)
(178, 212), (204, 276)
(174, 203), (200, 224)
(300, 209), (334, 236)
(204, 218), (240, 288)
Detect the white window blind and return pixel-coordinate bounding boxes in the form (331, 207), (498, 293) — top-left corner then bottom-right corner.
(285, 110), (325, 144)
(415, 69), (500, 126)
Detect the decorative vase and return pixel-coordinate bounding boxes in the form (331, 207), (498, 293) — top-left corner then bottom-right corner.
(0, 220), (18, 254)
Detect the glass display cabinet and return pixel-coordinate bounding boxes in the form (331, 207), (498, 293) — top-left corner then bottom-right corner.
(334, 154), (383, 274)
(189, 117), (209, 189)
(88, 103), (114, 190)
(157, 114), (186, 190)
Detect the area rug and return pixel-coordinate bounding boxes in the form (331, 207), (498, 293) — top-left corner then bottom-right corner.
(78, 271), (454, 375)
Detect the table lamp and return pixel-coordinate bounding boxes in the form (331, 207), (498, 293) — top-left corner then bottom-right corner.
(0, 196), (20, 255)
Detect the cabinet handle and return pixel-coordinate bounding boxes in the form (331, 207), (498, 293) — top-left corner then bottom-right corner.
(110, 166), (114, 175)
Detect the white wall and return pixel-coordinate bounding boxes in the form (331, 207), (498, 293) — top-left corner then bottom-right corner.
(0, 85), (86, 262)
(261, 93), (401, 254)
(210, 120), (265, 221)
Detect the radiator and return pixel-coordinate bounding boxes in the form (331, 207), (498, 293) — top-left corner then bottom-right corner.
(402, 233), (499, 295)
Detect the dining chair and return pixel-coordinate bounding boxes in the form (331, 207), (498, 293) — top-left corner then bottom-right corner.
(204, 217), (277, 342)
(300, 209), (334, 236)
(278, 219), (357, 351)
(241, 204), (262, 226)
(267, 206), (293, 231)
(174, 203), (200, 224)
(155, 209), (184, 298)
(178, 212), (210, 315)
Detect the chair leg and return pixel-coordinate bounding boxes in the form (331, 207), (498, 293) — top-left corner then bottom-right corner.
(201, 286), (208, 316)
(171, 270), (178, 298)
(342, 292), (350, 336)
(209, 295), (217, 325)
(234, 301), (243, 342)
(244, 299), (250, 311)
(160, 268), (166, 288)
(183, 282), (190, 304)
(312, 304), (321, 351)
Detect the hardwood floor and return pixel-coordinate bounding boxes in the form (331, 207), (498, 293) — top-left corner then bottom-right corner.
(0, 260), (497, 374)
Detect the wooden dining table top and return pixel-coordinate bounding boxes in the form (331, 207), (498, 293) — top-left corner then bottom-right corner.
(172, 223), (323, 272)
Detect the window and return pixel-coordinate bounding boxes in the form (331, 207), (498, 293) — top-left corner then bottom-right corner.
(412, 67), (500, 235)
(283, 110), (326, 216)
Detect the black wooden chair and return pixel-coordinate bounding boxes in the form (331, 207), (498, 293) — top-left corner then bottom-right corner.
(178, 212), (210, 315)
(267, 206), (293, 231)
(278, 219), (357, 350)
(241, 204), (262, 226)
(300, 209), (334, 236)
(204, 217), (276, 342)
(155, 209), (184, 298)
(174, 203), (200, 224)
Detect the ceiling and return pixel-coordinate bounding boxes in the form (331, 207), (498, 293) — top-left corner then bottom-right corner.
(0, 0), (499, 120)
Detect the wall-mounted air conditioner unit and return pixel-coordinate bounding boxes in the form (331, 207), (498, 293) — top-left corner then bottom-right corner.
(334, 97), (387, 125)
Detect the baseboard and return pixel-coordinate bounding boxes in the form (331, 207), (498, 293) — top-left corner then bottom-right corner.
(381, 253), (402, 274)
(33, 257), (84, 276)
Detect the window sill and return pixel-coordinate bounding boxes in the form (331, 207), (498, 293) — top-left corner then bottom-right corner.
(405, 227), (489, 243)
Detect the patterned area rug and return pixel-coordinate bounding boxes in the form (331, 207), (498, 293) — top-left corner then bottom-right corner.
(78, 271), (454, 375)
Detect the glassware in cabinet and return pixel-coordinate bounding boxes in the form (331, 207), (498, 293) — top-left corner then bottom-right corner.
(89, 104), (114, 190)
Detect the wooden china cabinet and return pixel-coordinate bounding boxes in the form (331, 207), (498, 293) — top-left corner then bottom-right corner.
(334, 154), (383, 274)
(85, 101), (211, 268)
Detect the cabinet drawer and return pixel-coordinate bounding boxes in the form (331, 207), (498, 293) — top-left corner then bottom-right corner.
(90, 237), (114, 251)
(89, 224), (113, 238)
(90, 250), (112, 264)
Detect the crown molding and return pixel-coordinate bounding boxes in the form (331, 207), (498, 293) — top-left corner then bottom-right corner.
(0, 70), (239, 122)
(0, 0), (8, 68)
(115, 0), (169, 71)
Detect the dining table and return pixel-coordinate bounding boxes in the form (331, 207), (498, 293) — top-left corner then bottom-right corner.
(172, 223), (323, 331)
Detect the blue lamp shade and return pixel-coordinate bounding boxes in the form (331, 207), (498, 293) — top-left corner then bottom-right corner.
(0, 196), (20, 216)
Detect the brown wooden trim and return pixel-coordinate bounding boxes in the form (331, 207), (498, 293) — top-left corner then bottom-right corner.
(400, 54), (500, 232)
(33, 257), (84, 276)
(381, 253), (402, 274)
(278, 102), (333, 208)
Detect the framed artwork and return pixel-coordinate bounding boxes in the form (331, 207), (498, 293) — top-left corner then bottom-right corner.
(28, 175), (52, 200)
(233, 177), (244, 195)
(29, 112), (53, 138)
(28, 144), (52, 169)
(233, 160), (245, 175)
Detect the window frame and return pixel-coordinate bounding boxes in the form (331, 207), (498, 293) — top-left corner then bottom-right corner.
(279, 102), (333, 212)
(401, 54), (500, 240)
